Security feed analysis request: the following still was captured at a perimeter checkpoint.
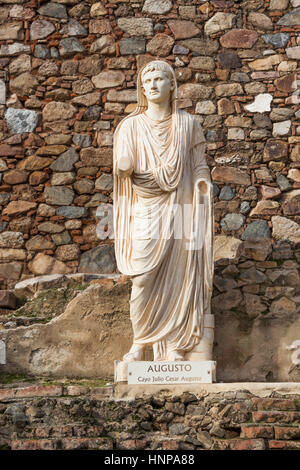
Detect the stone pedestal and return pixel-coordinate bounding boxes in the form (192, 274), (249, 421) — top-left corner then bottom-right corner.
(115, 360), (216, 384)
(114, 360), (128, 383)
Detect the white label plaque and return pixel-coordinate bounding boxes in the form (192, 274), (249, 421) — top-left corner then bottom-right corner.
(128, 361), (216, 385)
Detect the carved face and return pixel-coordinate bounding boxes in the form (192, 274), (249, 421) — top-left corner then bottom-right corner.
(141, 70), (174, 105)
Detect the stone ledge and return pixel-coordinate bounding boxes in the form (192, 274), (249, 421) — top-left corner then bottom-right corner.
(10, 437), (113, 451)
(0, 384), (114, 400)
(113, 382), (300, 400)
(0, 382), (300, 401)
(0, 385), (63, 400)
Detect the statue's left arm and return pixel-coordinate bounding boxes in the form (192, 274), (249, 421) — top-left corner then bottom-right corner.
(190, 119), (214, 306)
(190, 120), (212, 195)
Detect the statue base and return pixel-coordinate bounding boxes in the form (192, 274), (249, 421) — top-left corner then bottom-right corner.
(114, 360), (216, 384)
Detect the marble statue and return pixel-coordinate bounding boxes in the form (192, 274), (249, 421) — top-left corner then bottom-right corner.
(113, 60), (214, 363)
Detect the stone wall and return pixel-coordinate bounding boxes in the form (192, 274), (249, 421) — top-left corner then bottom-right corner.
(0, 383), (300, 450)
(1, 0), (300, 288)
(0, 242), (300, 381)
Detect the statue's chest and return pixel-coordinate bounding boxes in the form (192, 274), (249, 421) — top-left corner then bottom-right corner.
(136, 123), (189, 173)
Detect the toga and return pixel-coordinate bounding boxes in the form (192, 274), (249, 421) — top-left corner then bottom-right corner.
(113, 109), (213, 360)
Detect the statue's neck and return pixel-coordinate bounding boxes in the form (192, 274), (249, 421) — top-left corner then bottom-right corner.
(144, 100), (171, 121)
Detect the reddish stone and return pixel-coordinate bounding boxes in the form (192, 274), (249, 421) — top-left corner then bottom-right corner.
(161, 440), (181, 450)
(212, 0), (234, 6)
(241, 425), (274, 439)
(91, 278), (114, 287)
(43, 101), (76, 122)
(0, 290), (17, 309)
(89, 19), (112, 34)
(229, 439), (265, 450)
(146, 33), (175, 57)
(241, 239), (272, 262)
(73, 425), (104, 438)
(3, 201), (37, 217)
(25, 236), (55, 251)
(261, 185), (281, 199)
(167, 20), (200, 39)
(269, 440), (300, 450)
(218, 51), (241, 69)
(0, 59), (9, 67)
(253, 411), (300, 423)
(251, 71), (280, 79)
(217, 98), (235, 115)
(11, 439), (58, 451)
(274, 426), (300, 440)
(28, 253), (71, 275)
(0, 388), (16, 400)
(4, 135), (22, 145)
(61, 437), (113, 450)
(48, 425), (76, 438)
(14, 385), (62, 398)
(275, 73), (297, 93)
(118, 440), (147, 450)
(41, 425), (67, 440)
(212, 167), (250, 185)
(252, 398), (297, 411)
(178, 83), (212, 100)
(3, 170), (28, 185)
(220, 29), (258, 49)
(0, 145), (23, 156)
(282, 189), (300, 215)
(291, 145), (300, 162)
(66, 386), (89, 396)
(263, 140), (288, 162)
(0, 262), (22, 281)
(19, 155), (53, 171)
(216, 69), (230, 81)
(24, 133), (45, 148)
(36, 145), (68, 156)
(29, 171), (49, 186)
(9, 216), (32, 233)
(80, 147), (112, 167)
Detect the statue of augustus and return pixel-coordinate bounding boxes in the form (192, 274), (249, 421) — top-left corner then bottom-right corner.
(113, 60), (214, 362)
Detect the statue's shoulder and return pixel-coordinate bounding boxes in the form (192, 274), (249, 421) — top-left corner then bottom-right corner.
(178, 110), (205, 146)
(178, 109), (201, 127)
(116, 114), (139, 134)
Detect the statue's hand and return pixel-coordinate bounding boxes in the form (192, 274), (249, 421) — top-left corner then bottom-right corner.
(196, 180), (209, 194)
(118, 156), (133, 177)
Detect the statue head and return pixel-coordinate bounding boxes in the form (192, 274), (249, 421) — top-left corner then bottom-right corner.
(114, 61), (178, 136)
(136, 60), (178, 114)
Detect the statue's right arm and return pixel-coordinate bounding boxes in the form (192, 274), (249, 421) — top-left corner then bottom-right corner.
(115, 120), (134, 178)
(117, 155), (133, 178)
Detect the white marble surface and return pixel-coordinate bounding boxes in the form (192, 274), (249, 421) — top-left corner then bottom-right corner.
(0, 340), (6, 365)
